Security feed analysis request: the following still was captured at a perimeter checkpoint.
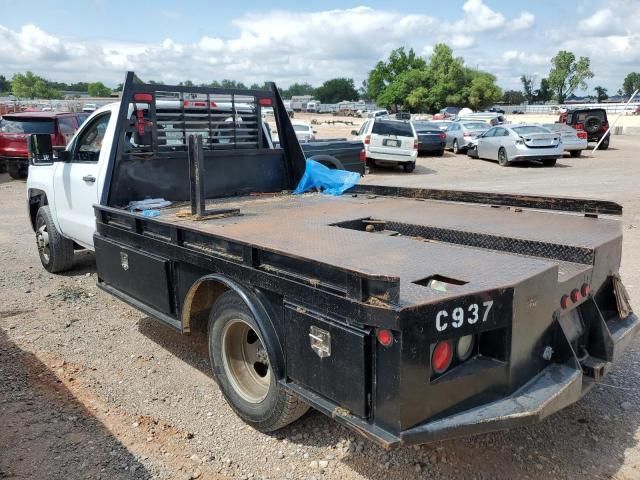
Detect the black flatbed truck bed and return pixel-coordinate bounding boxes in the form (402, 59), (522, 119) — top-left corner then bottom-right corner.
(91, 72), (638, 448)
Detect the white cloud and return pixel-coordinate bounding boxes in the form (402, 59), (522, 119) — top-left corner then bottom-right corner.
(578, 8), (619, 35)
(507, 11), (535, 32)
(0, 4), (537, 90)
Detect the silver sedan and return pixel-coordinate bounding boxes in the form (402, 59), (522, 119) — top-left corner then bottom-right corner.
(467, 124), (563, 167)
(542, 123), (588, 157)
(445, 121), (490, 154)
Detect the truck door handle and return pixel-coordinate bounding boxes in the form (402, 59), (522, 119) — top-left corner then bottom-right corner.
(83, 175), (96, 183)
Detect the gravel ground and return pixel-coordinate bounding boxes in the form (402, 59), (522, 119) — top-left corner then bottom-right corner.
(1, 137), (640, 479)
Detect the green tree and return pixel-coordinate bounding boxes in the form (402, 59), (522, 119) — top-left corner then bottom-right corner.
(520, 74), (535, 103)
(220, 79), (247, 89)
(534, 78), (553, 103)
(366, 47), (426, 101)
(502, 89), (526, 104)
(315, 78), (359, 103)
(87, 81), (112, 97)
(11, 71), (61, 99)
(622, 72), (640, 97)
(466, 72), (502, 110)
(0, 75), (9, 93)
(547, 50), (594, 103)
(594, 86), (608, 103)
(282, 82), (315, 98)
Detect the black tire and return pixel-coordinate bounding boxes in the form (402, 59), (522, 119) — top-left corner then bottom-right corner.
(498, 147), (510, 167)
(452, 139), (459, 154)
(542, 158), (557, 167)
(403, 162), (416, 173)
(599, 135), (610, 150)
(584, 116), (602, 134)
(208, 291), (309, 432)
(435, 148), (445, 157)
(35, 206), (74, 273)
(8, 163), (28, 180)
(570, 150), (582, 158)
(0, 160), (6, 174)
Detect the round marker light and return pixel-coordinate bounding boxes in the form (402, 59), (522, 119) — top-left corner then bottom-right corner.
(571, 289), (580, 303)
(560, 295), (570, 309)
(456, 335), (475, 362)
(377, 329), (393, 347)
(581, 283), (590, 298)
(432, 340), (453, 375)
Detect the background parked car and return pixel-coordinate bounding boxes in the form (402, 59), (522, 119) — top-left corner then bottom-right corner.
(445, 121), (490, 154)
(82, 103), (98, 113)
(367, 109), (389, 119)
(411, 121), (446, 156)
(457, 112), (505, 125)
(292, 121), (317, 143)
(559, 108), (610, 149)
(353, 118), (417, 172)
(0, 111), (89, 179)
(467, 124), (562, 167)
(429, 120), (453, 131)
(395, 112), (411, 120)
(542, 123), (588, 157)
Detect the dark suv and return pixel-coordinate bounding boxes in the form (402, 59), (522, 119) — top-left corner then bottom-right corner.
(0, 111), (89, 179)
(559, 108), (610, 149)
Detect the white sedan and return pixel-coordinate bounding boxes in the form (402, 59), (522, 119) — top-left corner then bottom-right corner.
(292, 121), (317, 143)
(467, 124), (563, 167)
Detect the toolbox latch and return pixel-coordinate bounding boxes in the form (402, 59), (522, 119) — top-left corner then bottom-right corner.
(309, 326), (331, 358)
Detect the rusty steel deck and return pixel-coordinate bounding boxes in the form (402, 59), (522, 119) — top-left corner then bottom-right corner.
(144, 192), (620, 308)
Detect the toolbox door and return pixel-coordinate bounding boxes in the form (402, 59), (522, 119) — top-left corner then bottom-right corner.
(285, 304), (370, 418)
(95, 236), (174, 316)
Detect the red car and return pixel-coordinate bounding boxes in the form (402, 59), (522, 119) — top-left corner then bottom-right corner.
(0, 111), (90, 179)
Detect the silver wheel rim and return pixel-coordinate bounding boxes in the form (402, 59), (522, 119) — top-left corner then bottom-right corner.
(453, 140), (458, 153)
(499, 149), (507, 164)
(221, 319), (271, 403)
(36, 224), (50, 264)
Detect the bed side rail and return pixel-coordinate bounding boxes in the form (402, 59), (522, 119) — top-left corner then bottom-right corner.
(348, 184), (622, 216)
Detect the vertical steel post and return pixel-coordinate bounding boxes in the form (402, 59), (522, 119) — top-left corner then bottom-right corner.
(188, 134), (206, 217)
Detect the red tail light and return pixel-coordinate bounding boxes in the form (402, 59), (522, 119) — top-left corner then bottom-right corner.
(561, 295), (570, 309)
(414, 139), (418, 149)
(577, 131), (587, 139)
(364, 135), (371, 145)
(439, 132), (446, 139)
(570, 289), (580, 303)
(463, 132), (472, 137)
(576, 123), (584, 131)
(359, 148), (366, 163)
(581, 283), (590, 297)
(258, 98), (272, 107)
(134, 93), (153, 103)
(376, 329), (393, 347)
(432, 340), (453, 375)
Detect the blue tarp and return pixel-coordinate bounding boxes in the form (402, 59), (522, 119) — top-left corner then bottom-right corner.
(293, 159), (360, 196)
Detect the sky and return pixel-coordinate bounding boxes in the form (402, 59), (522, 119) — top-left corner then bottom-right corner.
(0, 0), (637, 94)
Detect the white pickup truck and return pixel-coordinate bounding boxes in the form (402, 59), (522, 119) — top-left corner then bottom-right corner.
(26, 101), (364, 273)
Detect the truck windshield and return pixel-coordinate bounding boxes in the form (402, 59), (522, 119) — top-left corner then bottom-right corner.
(0, 119), (55, 134)
(372, 120), (413, 137)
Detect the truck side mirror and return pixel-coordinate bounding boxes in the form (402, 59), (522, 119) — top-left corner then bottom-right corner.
(28, 134), (53, 164)
(54, 147), (72, 162)
(350, 130), (358, 136)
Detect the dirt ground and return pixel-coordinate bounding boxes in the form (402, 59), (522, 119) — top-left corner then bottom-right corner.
(1, 135), (640, 480)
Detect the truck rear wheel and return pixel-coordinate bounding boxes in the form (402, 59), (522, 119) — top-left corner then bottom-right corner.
(208, 291), (309, 432)
(35, 206), (74, 273)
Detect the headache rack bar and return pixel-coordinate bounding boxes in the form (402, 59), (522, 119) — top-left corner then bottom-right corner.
(347, 184), (622, 216)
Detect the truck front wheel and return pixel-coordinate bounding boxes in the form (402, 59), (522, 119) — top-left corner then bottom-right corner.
(208, 291), (309, 432)
(35, 206), (74, 273)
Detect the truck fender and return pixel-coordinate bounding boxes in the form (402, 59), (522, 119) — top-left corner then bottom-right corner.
(27, 188), (51, 232)
(181, 274), (285, 378)
(309, 154), (345, 170)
